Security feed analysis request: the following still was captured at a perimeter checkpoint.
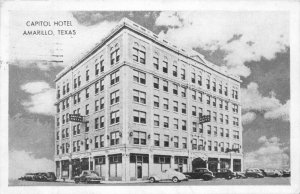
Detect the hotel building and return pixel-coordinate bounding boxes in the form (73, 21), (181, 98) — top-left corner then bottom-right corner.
(54, 18), (243, 181)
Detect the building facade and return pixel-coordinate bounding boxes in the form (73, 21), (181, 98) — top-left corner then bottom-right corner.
(54, 18), (243, 181)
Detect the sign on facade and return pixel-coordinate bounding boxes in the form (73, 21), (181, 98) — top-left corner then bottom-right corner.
(199, 115), (211, 124)
(69, 114), (84, 123)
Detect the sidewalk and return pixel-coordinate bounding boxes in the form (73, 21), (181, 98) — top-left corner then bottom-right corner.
(57, 178), (148, 184)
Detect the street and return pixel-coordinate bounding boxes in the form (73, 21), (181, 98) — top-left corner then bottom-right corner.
(9, 177), (290, 186)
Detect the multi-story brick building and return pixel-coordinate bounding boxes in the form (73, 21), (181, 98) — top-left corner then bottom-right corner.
(54, 18), (243, 181)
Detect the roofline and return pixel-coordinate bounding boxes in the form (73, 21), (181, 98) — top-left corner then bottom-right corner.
(55, 18), (241, 83)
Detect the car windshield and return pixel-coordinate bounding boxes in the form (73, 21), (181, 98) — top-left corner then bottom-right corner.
(90, 171), (99, 176)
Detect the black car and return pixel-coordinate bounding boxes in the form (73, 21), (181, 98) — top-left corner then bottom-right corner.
(213, 169), (235, 180)
(245, 169), (264, 178)
(19, 173), (36, 181)
(184, 168), (214, 181)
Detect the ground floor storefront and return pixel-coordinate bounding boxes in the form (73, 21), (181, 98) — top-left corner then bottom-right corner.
(55, 152), (243, 181)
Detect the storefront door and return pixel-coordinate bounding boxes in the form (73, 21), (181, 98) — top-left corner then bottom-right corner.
(137, 165), (142, 179)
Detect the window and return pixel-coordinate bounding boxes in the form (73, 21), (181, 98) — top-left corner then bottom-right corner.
(110, 111), (120, 124)
(77, 140), (80, 151)
(199, 123), (203, 133)
(95, 136), (99, 148)
(153, 54), (159, 70)
(219, 100), (223, 109)
(74, 78), (77, 89)
(133, 110), (146, 124)
(233, 130), (239, 139)
(110, 71), (120, 85)
(133, 70), (146, 84)
(226, 129), (229, 138)
(132, 43), (146, 64)
(198, 75), (202, 86)
(133, 90), (146, 104)
(233, 117), (239, 126)
(220, 128), (224, 137)
(95, 62), (100, 76)
(192, 122), (197, 132)
(164, 135), (169, 147)
(207, 125), (211, 135)
(153, 77), (159, 89)
(214, 141), (218, 151)
(95, 100), (99, 111)
(154, 134), (160, 146)
(173, 118), (179, 130)
(86, 87), (89, 99)
(100, 116), (104, 128)
(192, 90), (196, 100)
(225, 115), (229, 124)
(220, 114), (224, 123)
(192, 106), (196, 116)
(163, 116), (169, 128)
(66, 128), (69, 137)
(208, 141), (212, 151)
(63, 85), (66, 95)
(182, 120), (187, 131)
(163, 80), (168, 92)
(154, 114), (160, 127)
(57, 87), (61, 99)
(110, 44), (120, 65)
(181, 87), (186, 97)
(213, 97), (216, 107)
(173, 101), (178, 112)
(86, 70), (89, 81)
(62, 115), (65, 124)
(85, 121), (89, 132)
(192, 139), (197, 150)
(133, 131), (146, 145)
(85, 138), (89, 150)
(212, 80), (216, 92)
(206, 95), (210, 105)
(173, 64), (177, 77)
(100, 97), (104, 110)
(100, 135), (104, 147)
(219, 84), (223, 94)
(191, 72), (196, 83)
(95, 117), (99, 129)
(111, 90), (120, 105)
(99, 79), (104, 92)
(174, 136), (179, 148)
(199, 139), (204, 150)
(85, 104), (89, 115)
(198, 92), (203, 102)
(173, 84), (178, 95)
(162, 60), (168, 73)
(56, 131), (59, 140)
(163, 98), (169, 110)
(220, 142), (224, 152)
(110, 131), (120, 145)
(181, 68), (185, 80)
(225, 86), (228, 96)
(206, 77), (210, 89)
(214, 126), (217, 136)
(182, 103), (186, 114)
(154, 155), (171, 164)
(199, 107), (203, 117)
(182, 137), (187, 149)
(233, 104), (239, 113)
(154, 95), (159, 108)
(213, 112), (217, 122)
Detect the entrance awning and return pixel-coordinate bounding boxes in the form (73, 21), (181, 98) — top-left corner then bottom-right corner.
(192, 152), (208, 161)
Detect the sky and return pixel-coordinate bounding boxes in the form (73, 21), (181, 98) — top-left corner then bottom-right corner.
(8, 11), (290, 179)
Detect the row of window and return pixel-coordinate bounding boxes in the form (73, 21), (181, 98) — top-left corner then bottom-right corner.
(132, 45), (239, 100)
(56, 130), (241, 155)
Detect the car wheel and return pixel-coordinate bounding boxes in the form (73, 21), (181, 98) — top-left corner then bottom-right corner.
(149, 177), (155, 183)
(75, 179), (79, 184)
(172, 176), (179, 183)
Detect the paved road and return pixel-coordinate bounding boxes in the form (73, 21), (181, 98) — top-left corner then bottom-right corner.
(9, 177), (290, 186)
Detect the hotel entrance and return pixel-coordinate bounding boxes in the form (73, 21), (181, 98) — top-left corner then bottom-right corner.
(129, 154), (149, 180)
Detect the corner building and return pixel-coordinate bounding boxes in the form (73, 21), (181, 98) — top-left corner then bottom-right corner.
(54, 18), (243, 181)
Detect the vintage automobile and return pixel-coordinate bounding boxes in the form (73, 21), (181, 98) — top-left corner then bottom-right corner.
(19, 173), (36, 181)
(281, 169), (291, 177)
(45, 172), (57, 181)
(183, 168), (214, 181)
(245, 168), (264, 178)
(213, 169), (236, 180)
(74, 170), (102, 184)
(149, 169), (188, 183)
(263, 169), (283, 177)
(235, 172), (248, 179)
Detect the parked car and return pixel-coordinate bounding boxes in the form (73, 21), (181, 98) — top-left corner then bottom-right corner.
(235, 172), (248, 179)
(33, 173), (47, 181)
(45, 172), (57, 181)
(263, 169), (282, 177)
(149, 169), (188, 183)
(19, 173), (36, 181)
(74, 170), (102, 184)
(245, 169), (264, 178)
(281, 169), (290, 177)
(183, 168), (214, 181)
(213, 169), (235, 180)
